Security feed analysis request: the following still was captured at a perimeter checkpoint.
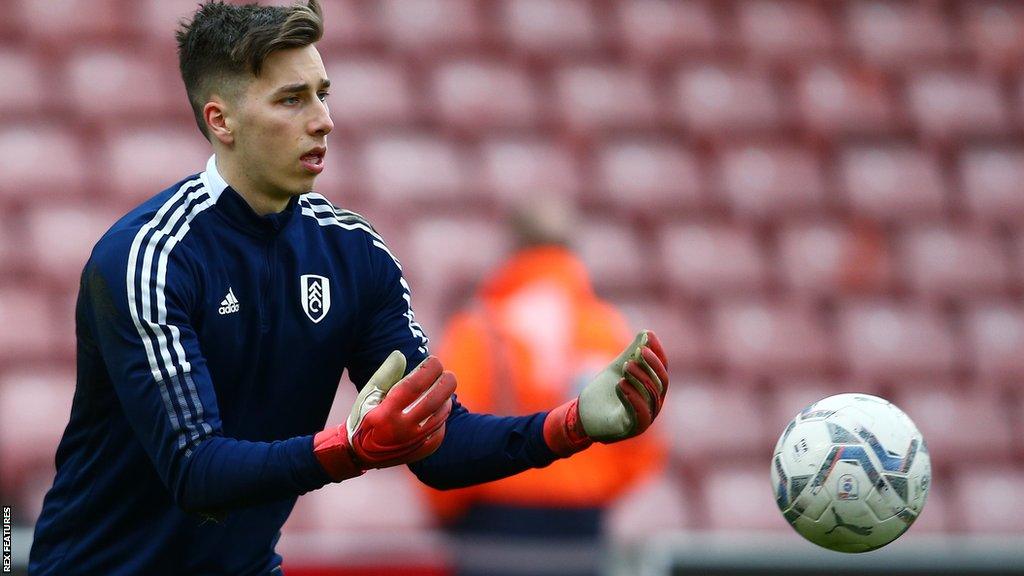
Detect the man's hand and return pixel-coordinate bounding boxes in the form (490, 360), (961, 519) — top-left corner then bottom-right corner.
(543, 330), (668, 457)
(313, 351), (457, 481)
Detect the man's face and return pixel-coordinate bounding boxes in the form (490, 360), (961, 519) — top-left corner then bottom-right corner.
(227, 45), (333, 201)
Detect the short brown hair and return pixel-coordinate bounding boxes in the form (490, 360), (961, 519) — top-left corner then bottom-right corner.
(176, 0), (324, 140)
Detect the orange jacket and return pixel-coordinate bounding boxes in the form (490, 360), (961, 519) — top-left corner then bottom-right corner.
(425, 246), (665, 522)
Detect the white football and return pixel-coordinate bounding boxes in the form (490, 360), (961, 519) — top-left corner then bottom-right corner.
(771, 393), (931, 553)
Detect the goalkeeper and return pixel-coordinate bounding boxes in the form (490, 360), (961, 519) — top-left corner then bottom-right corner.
(29, 1), (670, 575)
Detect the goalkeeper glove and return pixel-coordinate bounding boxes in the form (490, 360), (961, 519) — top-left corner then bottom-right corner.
(543, 330), (668, 457)
(313, 351), (456, 481)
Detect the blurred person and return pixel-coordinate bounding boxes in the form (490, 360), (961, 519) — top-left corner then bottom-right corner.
(426, 199), (666, 576)
(28, 2), (669, 575)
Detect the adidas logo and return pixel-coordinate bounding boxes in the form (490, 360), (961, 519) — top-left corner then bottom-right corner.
(218, 287), (240, 315)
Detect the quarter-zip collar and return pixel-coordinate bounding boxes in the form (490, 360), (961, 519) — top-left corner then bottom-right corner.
(204, 155), (299, 237)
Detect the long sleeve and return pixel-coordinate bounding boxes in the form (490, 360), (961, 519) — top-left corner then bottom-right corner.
(85, 231), (331, 513)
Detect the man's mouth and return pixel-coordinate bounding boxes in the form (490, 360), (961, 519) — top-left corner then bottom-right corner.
(300, 147), (326, 174)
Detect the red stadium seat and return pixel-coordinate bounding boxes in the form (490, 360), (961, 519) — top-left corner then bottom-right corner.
(664, 377), (769, 461)
(376, 0), (483, 49)
(0, 49), (48, 117)
(736, 0), (835, 58)
(285, 467), (433, 531)
(906, 472), (951, 533)
(554, 65), (658, 131)
(716, 145), (825, 218)
(403, 214), (512, 296)
(104, 127), (212, 202)
(319, 0), (378, 48)
(615, 0), (719, 61)
(702, 464), (791, 531)
(594, 138), (702, 213)
(838, 302), (959, 378)
(795, 64), (896, 134)
(477, 137), (580, 204)
(673, 65), (782, 133)
(24, 204), (120, 286)
(660, 223), (767, 296)
(575, 219), (649, 291)
(840, 146), (946, 220)
(324, 58), (414, 128)
(964, 302), (1024, 379)
(610, 298), (709, 370)
(777, 221), (894, 296)
(959, 147), (1024, 223)
(710, 300), (833, 377)
(431, 60), (540, 130)
(845, 1), (952, 66)
(955, 466), (1024, 532)
(65, 50), (175, 120)
(606, 472), (691, 541)
(0, 369), (75, 486)
(500, 0), (600, 55)
(361, 133), (468, 204)
(893, 386), (1014, 465)
(766, 378), (861, 434)
(906, 71), (1009, 138)
(899, 226), (1010, 299)
(0, 287), (56, 364)
(0, 126), (87, 202)
(18, 0), (126, 41)
(963, 2), (1024, 71)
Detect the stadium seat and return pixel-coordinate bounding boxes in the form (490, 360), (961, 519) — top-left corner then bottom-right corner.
(477, 137), (580, 204)
(735, 0), (835, 58)
(24, 204), (121, 287)
(0, 126), (87, 202)
(777, 221), (894, 296)
(959, 147), (1024, 222)
(104, 127), (212, 202)
(402, 215), (512, 298)
(702, 465), (791, 531)
(324, 58), (414, 128)
(310, 142), (358, 201)
(318, 0), (378, 48)
(898, 225), (1011, 298)
(615, 0), (719, 61)
(962, 2), (1024, 70)
(710, 300), (833, 377)
(605, 472), (691, 541)
(673, 65), (782, 133)
(0, 368), (75, 489)
(609, 298), (709, 370)
(286, 467), (433, 532)
(64, 50), (175, 120)
(361, 133), (468, 204)
(575, 219), (650, 292)
(0, 49), (48, 117)
(500, 0), (600, 55)
(838, 302), (959, 378)
(0, 288), (55, 364)
(554, 65), (658, 131)
(907, 472), (951, 532)
(766, 378), (856, 434)
(375, 0), (483, 50)
(18, 0), (126, 41)
(660, 223), (767, 297)
(845, 1), (952, 66)
(906, 71), (1009, 138)
(431, 60), (540, 130)
(963, 302), (1024, 379)
(893, 386), (1014, 465)
(956, 466), (1024, 532)
(795, 64), (896, 134)
(593, 138), (702, 213)
(715, 144), (825, 218)
(840, 146), (947, 220)
(663, 378), (770, 461)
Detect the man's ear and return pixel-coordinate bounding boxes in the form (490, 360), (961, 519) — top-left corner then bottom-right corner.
(204, 97), (234, 146)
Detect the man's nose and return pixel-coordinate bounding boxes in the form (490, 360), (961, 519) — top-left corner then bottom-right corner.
(310, 99), (334, 136)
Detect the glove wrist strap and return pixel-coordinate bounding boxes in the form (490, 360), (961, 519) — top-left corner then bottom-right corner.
(543, 399), (593, 458)
(313, 425), (366, 482)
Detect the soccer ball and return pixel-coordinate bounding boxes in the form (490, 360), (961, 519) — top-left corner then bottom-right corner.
(771, 393), (931, 553)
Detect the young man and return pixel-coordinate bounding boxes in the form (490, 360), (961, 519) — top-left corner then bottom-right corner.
(29, 2), (669, 574)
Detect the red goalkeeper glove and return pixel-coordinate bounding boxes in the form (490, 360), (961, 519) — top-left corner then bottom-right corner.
(313, 351), (456, 481)
(543, 330), (669, 457)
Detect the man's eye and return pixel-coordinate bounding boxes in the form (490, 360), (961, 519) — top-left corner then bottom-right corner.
(282, 96), (301, 105)
(317, 92), (330, 102)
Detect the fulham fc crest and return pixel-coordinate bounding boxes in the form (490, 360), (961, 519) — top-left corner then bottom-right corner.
(300, 274), (331, 324)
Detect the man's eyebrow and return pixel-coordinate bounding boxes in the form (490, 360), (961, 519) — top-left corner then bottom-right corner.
(274, 79), (331, 95)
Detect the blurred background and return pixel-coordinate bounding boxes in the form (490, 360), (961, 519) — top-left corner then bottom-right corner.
(1, 0), (1023, 574)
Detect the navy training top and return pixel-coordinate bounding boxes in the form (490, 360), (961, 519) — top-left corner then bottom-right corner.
(30, 156), (559, 575)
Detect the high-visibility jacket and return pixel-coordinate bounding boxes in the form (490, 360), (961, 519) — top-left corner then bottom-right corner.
(426, 246), (666, 522)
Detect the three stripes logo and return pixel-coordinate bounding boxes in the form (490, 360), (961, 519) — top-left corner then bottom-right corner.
(218, 287), (240, 315)
(301, 274), (331, 323)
